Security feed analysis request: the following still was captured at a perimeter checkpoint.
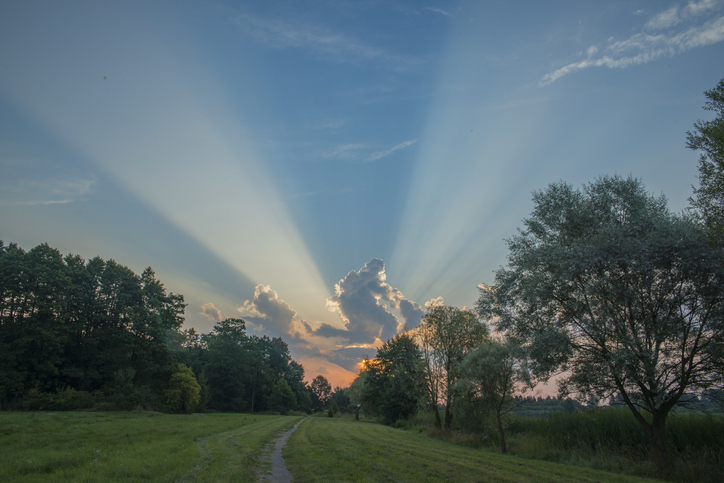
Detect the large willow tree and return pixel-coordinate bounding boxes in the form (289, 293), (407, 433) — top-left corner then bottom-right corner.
(477, 175), (724, 470)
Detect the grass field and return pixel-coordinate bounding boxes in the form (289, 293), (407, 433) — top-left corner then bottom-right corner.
(284, 416), (662, 483)
(0, 411), (301, 482)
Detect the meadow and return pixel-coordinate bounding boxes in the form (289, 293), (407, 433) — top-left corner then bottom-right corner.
(4, 410), (722, 482)
(283, 416), (660, 482)
(0, 411), (301, 482)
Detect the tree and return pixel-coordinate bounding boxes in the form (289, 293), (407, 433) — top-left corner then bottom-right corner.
(415, 305), (488, 429)
(330, 385), (351, 412)
(360, 333), (425, 423)
(310, 375), (331, 410)
(266, 378), (296, 414)
(202, 318), (252, 412)
(458, 339), (531, 453)
(478, 175), (724, 470)
(688, 78), (724, 238)
(164, 364), (201, 413)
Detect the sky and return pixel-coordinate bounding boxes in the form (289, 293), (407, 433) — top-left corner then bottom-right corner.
(1, 0), (723, 388)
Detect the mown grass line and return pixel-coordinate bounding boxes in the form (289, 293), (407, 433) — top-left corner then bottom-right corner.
(284, 417), (662, 482)
(0, 411), (300, 482)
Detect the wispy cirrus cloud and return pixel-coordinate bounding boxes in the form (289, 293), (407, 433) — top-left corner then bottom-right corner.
(0, 176), (96, 206)
(541, 0), (724, 85)
(232, 13), (420, 70)
(321, 143), (368, 161)
(365, 139), (417, 162)
(423, 7), (454, 18)
(322, 140), (417, 162)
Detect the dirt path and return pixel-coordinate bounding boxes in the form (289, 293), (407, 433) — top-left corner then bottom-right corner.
(259, 416), (308, 482)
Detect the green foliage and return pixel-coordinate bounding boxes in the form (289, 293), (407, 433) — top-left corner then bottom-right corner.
(458, 339), (532, 452)
(0, 241), (313, 415)
(327, 408), (334, 417)
(478, 175), (724, 469)
(687, 77), (724, 238)
(360, 333), (425, 424)
(310, 375), (332, 410)
(0, 242), (187, 409)
(416, 304), (488, 429)
(266, 379), (297, 414)
(164, 364), (201, 413)
(329, 386), (350, 412)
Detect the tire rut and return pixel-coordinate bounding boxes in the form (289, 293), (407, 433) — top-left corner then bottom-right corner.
(259, 416), (308, 483)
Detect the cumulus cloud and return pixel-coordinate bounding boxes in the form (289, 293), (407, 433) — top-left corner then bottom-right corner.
(424, 296), (445, 308)
(316, 258), (425, 345)
(232, 263), (426, 378)
(237, 284), (307, 338)
(540, 1), (724, 85)
(200, 302), (223, 322)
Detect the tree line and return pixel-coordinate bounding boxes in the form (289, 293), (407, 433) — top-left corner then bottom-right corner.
(355, 78), (724, 472)
(0, 243), (334, 414)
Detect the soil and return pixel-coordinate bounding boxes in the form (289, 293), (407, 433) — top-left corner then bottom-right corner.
(259, 416), (308, 482)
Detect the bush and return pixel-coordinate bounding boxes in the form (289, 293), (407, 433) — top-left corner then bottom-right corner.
(16, 388), (104, 411)
(164, 364), (201, 413)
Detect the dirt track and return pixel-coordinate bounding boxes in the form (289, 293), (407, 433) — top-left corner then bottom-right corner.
(260, 417), (308, 482)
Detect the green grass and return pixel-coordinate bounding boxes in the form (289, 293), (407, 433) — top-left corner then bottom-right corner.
(0, 411), (301, 482)
(284, 415), (661, 482)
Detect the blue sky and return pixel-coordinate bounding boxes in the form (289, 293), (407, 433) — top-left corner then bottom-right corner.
(1, 0), (723, 387)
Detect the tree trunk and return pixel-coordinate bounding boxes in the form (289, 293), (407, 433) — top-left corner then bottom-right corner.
(444, 404), (452, 429)
(433, 406), (441, 429)
(649, 413), (670, 473)
(496, 409), (507, 453)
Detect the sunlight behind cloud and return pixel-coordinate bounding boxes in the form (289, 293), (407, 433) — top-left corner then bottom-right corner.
(0, 2), (331, 322)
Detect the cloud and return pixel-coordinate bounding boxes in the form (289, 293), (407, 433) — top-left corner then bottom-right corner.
(200, 302), (223, 322)
(364, 139), (418, 162)
(424, 296), (445, 308)
(232, 13), (419, 70)
(327, 347), (375, 372)
(322, 144), (368, 161)
(645, 6), (681, 30)
(323, 140), (417, 163)
(423, 7), (454, 17)
(686, 0), (721, 16)
(540, 2), (724, 85)
(317, 258), (425, 345)
(0, 176), (96, 206)
(238, 284), (301, 338)
(229, 266), (427, 380)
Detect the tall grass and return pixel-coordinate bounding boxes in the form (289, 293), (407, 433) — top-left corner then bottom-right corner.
(471, 408), (723, 482)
